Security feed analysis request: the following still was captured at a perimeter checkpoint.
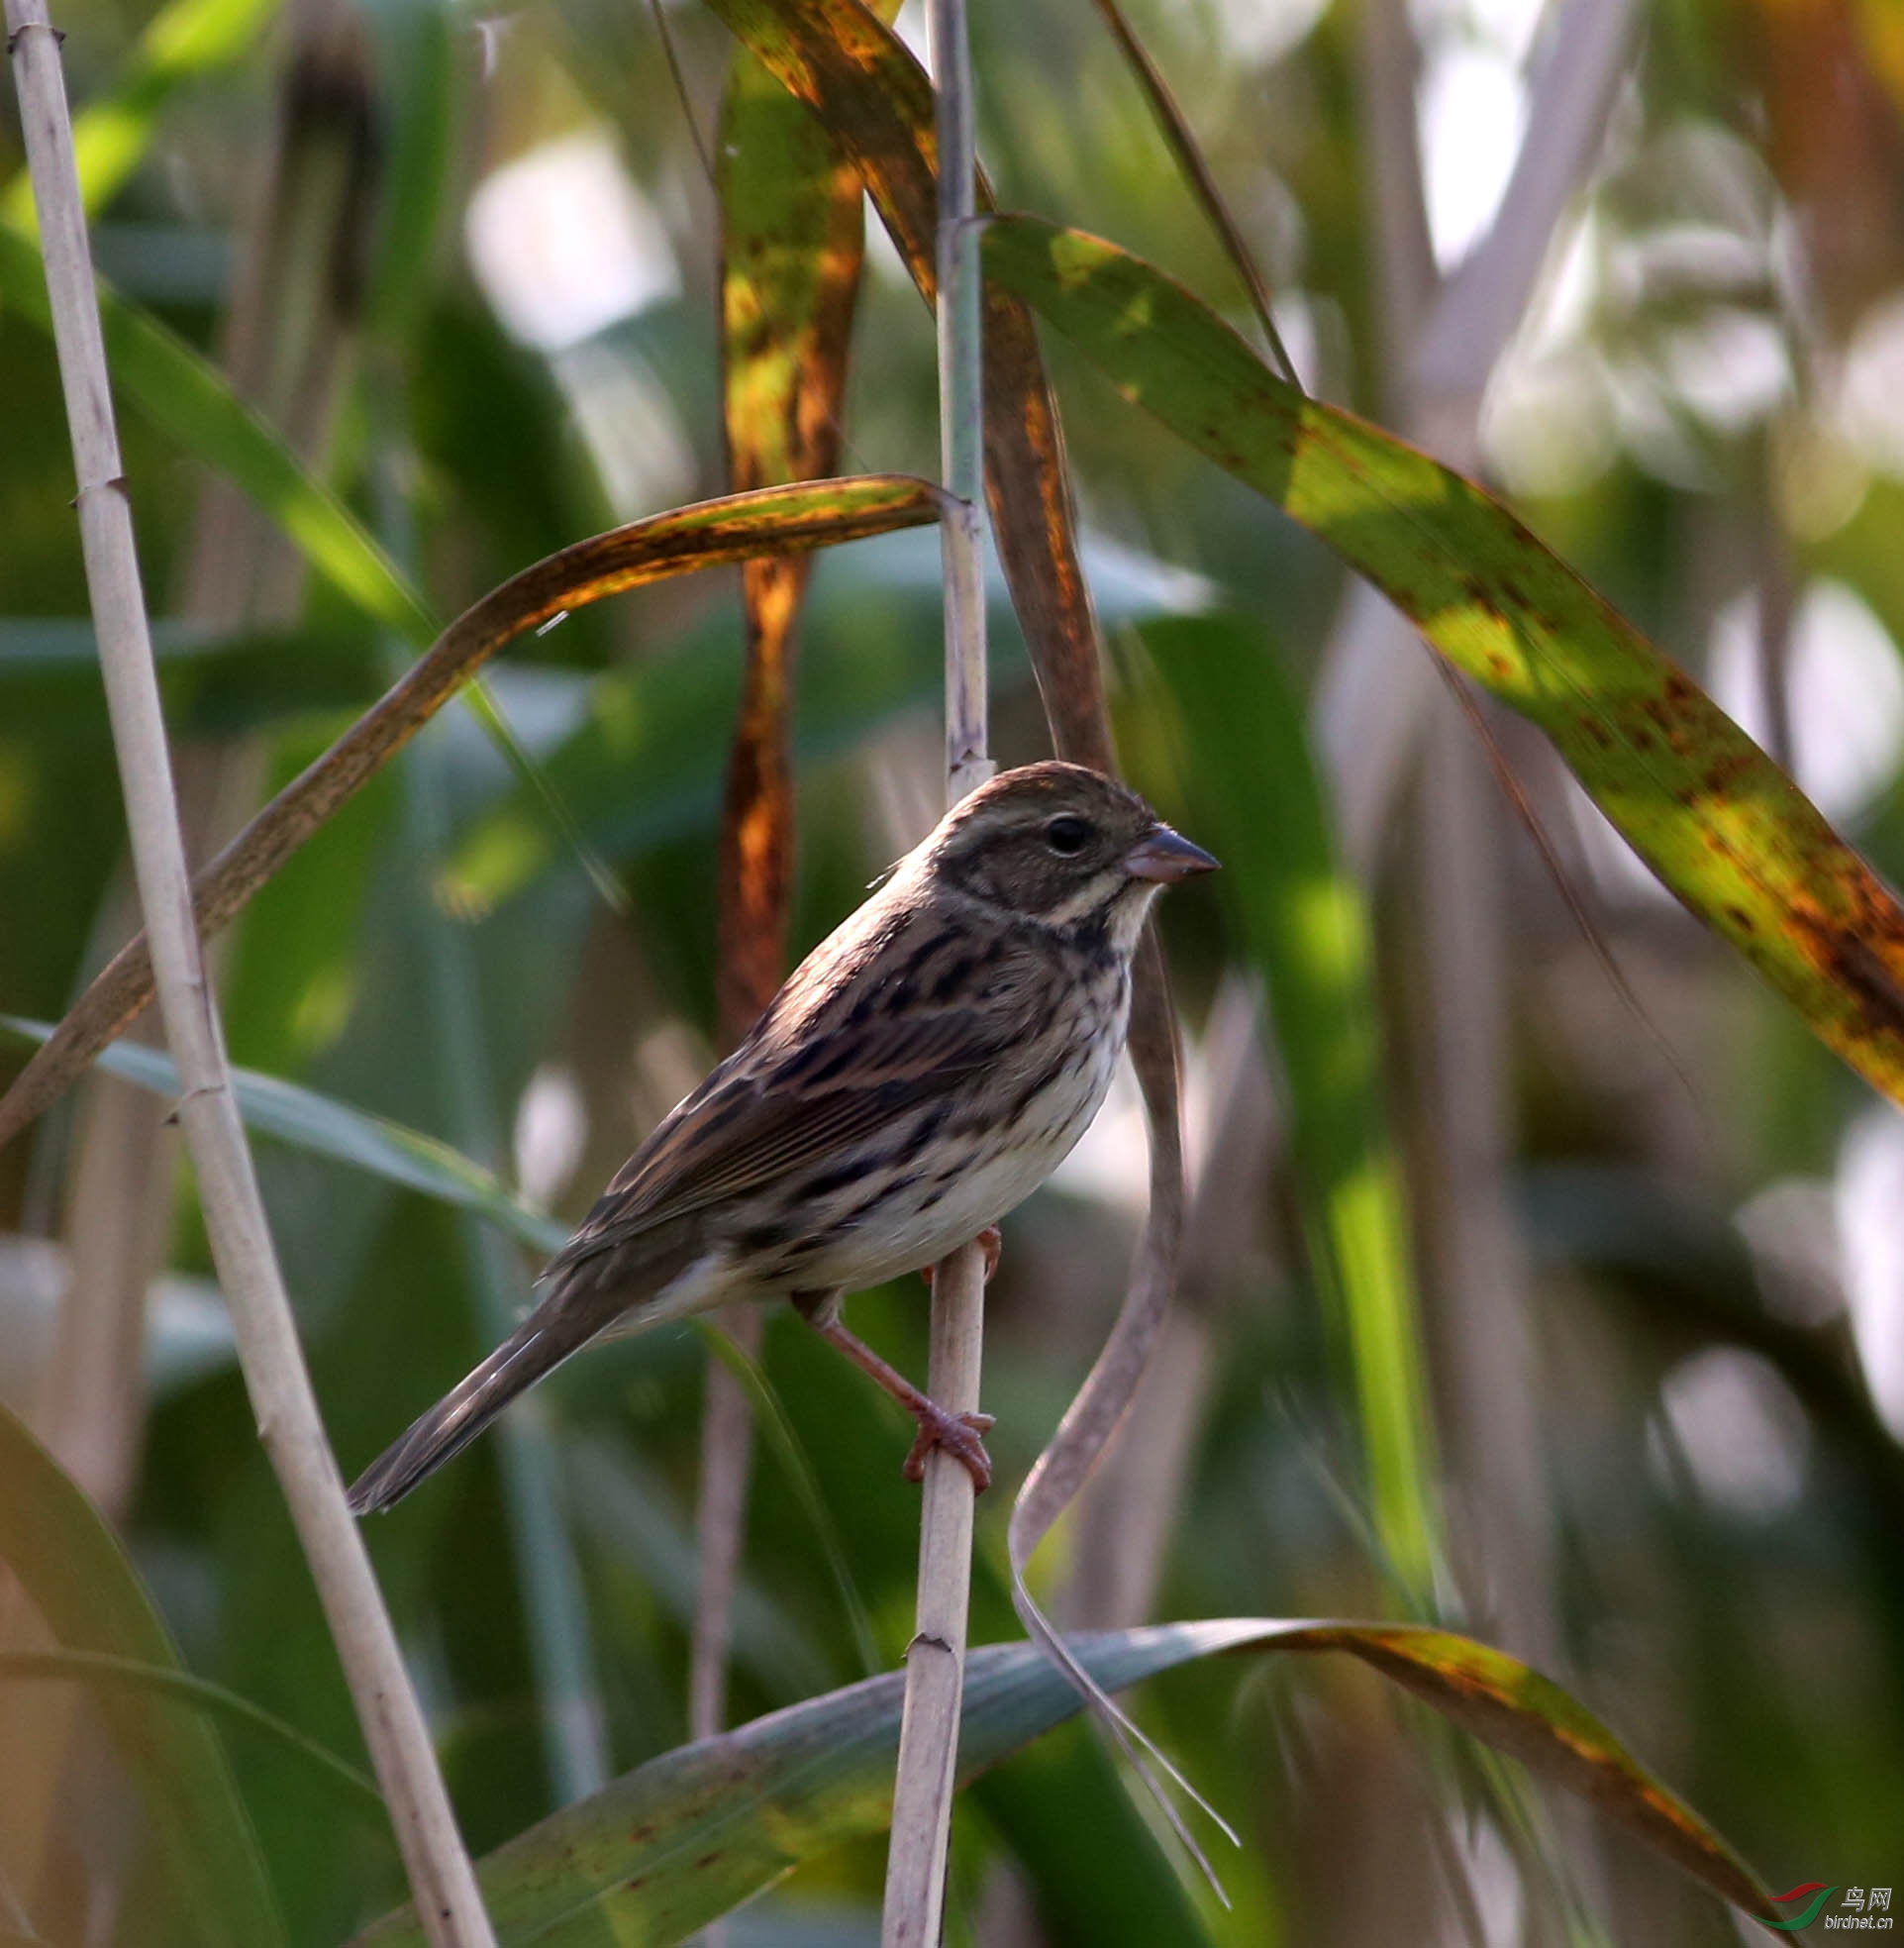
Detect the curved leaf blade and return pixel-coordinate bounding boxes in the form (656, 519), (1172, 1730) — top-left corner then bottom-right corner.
(441, 586), (998, 913)
(983, 215), (1904, 1110)
(438, 528), (1207, 912)
(0, 1404), (286, 1948)
(1287, 1624), (1765, 1914)
(350, 1619), (1774, 1947)
(0, 474), (942, 1148)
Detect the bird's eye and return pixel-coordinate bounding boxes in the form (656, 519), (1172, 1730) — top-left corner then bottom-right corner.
(1044, 815), (1093, 857)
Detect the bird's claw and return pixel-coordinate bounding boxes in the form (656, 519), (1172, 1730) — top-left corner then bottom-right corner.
(902, 1402), (997, 1492)
(920, 1225), (1002, 1289)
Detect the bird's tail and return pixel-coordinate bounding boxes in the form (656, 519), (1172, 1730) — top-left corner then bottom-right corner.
(347, 1307), (592, 1513)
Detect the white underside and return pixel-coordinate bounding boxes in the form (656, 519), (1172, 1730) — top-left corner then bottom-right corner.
(795, 1025), (1122, 1293)
(810, 1133), (1068, 1289)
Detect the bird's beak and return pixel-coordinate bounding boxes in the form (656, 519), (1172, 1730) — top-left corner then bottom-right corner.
(1123, 823), (1220, 882)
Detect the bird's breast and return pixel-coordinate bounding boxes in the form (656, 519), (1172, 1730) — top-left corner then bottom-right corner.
(733, 956), (1131, 1293)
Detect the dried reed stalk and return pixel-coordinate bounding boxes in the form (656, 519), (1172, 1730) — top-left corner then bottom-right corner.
(879, 0), (991, 1937)
(3, 4), (494, 1940)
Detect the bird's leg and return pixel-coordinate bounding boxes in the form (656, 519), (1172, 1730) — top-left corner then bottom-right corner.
(919, 1224), (1001, 1288)
(791, 1288), (996, 1492)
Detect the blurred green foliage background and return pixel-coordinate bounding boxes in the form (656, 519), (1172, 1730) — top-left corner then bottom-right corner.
(3, 0), (1903, 1941)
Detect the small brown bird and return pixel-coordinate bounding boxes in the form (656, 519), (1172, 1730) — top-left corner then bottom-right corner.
(348, 762), (1216, 1512)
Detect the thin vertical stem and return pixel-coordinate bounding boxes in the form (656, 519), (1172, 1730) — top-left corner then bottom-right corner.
(1085, 0), (1301, 385)
(935, 0), (989, 805)
(881, 0), (990, 1940)
(880, 1242), (985, 1948)
(3, 7), (494, 1943)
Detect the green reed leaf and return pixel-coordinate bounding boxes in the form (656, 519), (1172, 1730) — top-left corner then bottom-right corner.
(984, 214), (1904, 1112)
(351, 1618), (1775, 1946)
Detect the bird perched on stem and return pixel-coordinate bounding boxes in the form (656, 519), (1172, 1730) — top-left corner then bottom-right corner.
(349, 762), (1216, 1513)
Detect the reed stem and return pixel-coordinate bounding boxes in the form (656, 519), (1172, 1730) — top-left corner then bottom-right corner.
(3, 7), (495, 1939)
(879, 0), (991, 1938)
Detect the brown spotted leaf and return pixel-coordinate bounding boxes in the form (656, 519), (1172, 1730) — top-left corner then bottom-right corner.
(1265, 1622), (1775, 1924)
(715, 47), (878, 1033)
(985, 216), (1904, 1109)
(702, 0), (1111, 769)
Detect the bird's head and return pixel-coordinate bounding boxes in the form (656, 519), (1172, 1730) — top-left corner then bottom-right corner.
(922, 761), (1218, 949)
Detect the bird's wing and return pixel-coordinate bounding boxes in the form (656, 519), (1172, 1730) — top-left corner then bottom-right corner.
(544, 923), (1050, 1279)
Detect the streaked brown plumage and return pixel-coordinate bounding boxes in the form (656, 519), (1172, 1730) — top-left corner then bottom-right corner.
(348, 762), (1216, 1512)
